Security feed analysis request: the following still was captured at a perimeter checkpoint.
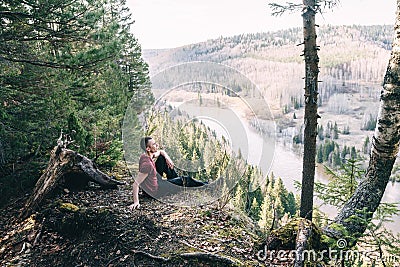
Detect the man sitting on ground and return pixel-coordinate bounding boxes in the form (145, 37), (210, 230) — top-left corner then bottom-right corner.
(129, 136), (206, 210)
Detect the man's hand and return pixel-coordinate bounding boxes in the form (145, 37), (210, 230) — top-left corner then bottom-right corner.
(165, 156), (174, 169)
(131, 172), (147, 212)
(129, 201), (140, 210)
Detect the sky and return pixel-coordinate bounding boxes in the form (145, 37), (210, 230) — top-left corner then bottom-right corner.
(127, 0), (397, 49)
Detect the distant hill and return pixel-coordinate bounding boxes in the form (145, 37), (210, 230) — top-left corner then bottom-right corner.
(143, 25), (392, 71)
(142, 25), (393, 115)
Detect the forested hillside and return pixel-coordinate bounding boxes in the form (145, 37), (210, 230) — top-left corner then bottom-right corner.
(144, 25), (392, 110)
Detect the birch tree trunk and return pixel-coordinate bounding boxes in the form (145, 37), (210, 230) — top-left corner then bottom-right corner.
(327, 1), (400, 239)
(300, 0), (320, 220)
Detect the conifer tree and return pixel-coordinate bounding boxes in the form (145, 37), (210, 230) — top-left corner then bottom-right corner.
(333, 122), (339, 139)
(258, 195), (274, 231)
(363, 136), (371, 154)
(315, 159), (363, 209)
(317, 144), (324, 163)
(317, 125), (324, 140)
(350, 146), (357, 159)
(233, 184), (245, 210)
(249, 197), (261, 220)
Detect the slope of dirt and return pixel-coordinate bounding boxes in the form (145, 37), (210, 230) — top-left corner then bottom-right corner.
(0, 176), (270, 267)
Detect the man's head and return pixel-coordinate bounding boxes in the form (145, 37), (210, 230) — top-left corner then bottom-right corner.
(140, 136), (158, 154)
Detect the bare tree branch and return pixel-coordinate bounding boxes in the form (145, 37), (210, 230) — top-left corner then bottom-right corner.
(268, 2), (302, 16)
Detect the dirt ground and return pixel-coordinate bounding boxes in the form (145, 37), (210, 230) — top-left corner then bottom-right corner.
(0, 176), (272, 267)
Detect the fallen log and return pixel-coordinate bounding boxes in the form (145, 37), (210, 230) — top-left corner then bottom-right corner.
(19, 140), (125, 219)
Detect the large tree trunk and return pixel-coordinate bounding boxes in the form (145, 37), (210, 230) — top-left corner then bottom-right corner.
(300, 0), (319, 220)
(325, 2), (400, 240)
(20, 142), (125, 219)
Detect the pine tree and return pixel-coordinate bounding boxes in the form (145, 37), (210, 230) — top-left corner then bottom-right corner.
(272, 178), (286, 219)
(266, 173), (275, 195)
(333, 122), (339, 139)
(317, 125), (324, 140)
(317, 144), (324, 163)
(67, 113), (90, 152)
(341, 145), (349, 159)
(249, 197), (261, 220)
(284, 192), (297, 216)
(233, 184), (245, 211)
(258, 195), (274, 231)
(325, 122), (331, 139)
(363, 136), (371, 154)
(350, 146), (357, 159)
(314, 159), (363, 209)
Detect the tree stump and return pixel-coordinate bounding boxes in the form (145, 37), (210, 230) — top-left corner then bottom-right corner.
(19, 142), (125, 219)
(294, 219), (313, 267)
